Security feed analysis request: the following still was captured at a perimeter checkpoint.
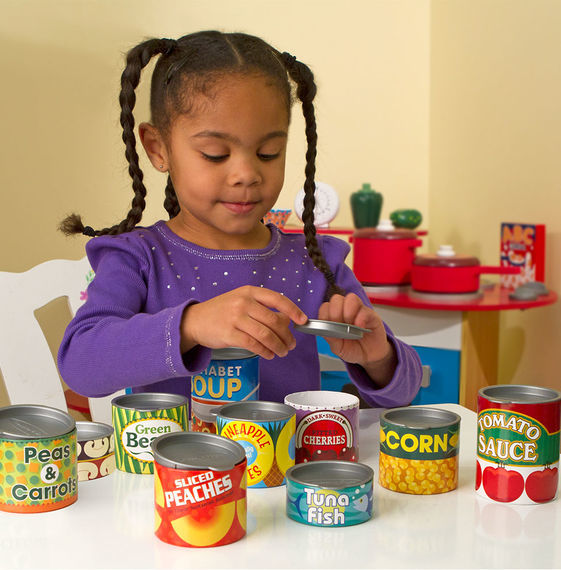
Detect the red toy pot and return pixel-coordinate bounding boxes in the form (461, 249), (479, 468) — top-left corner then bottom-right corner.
(351, 227), (423, 285)
(412, 248), (520, 294)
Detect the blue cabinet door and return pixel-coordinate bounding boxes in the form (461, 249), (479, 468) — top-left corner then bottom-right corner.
(411, 346), (460, 405)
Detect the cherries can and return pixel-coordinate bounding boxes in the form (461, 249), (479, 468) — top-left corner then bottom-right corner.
(477, 384), (561, 504)
(152, 432), (247, 548)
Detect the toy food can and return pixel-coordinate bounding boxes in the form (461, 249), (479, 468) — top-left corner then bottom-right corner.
(152, 432), (247, 548)
(112, 393), (188, 474)
(0, 405), (78, 513)
(216, 401), (295, 488)
(379, 407), (461, 495)
(477, 384), (561, 504)
(286, 460), (373, 527)
(191, 348), (259, 433)
(76, 421), (115, 481)
(284, 391), (359, 463)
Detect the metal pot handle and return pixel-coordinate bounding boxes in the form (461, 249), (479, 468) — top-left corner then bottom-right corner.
(477, 265), (521, 275)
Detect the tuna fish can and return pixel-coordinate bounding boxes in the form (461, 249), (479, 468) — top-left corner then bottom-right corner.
(379, 407), (461, 495)
(76, 421), (115, 481)
(286, 460), (373, 527)
(0, 405), (78, 513)
(284, 391), (359, 463)
(191, 348), (259, 433)
(477, 384), (561, 504)
(216, 401), (295, 488)
(112, 393), (188, 475)
(152, 432), (247, 548)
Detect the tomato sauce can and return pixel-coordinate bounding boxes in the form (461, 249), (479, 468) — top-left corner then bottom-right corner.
(286, 460), (373, 527)
(477, 384), (561, 504)
(191, 348), (259, 433)
(0, 405), (78, 513)
(379, 407), (461, 495)
(152, 432), (247, 548)
(216, 401), (295, 488)
(112, 393), (188, 475)
(284, 391), (359, 463)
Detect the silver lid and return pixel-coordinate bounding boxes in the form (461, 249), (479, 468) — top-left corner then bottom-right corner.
(151, 432), (246, 471)
(210, 348), (257, 360)
(286, 460), (373, 489)
(76, 421), (113, 442)
(479, 384), (561, 404)
(217, 401), (295, 422)
(0, 405), (76, 440)
(294, 319), (370, 340)
(111, 392), (188, 411)
(381, 407), (461, 429)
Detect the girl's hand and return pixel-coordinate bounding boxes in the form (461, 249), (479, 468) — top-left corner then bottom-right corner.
(318, 293), (397, 388)
(180, 286), (308, 360)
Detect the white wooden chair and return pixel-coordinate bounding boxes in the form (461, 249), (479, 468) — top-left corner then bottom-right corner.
(0, 257), (121, 424)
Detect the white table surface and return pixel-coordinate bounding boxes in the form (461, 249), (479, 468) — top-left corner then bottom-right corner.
(2, 403), (560, 570)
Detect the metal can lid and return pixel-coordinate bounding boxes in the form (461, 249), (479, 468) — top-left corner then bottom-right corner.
(0, 405), (76, 440)
(111, 392), (188, 411)
(293, 319), (370, 340)
(381, 406), (461, 429)
(217, 401), (295, 422)
(479, 384), (561, 404)
(286, 460), (373, 490)
(210, 348), (257, 360)
(151, 432), (246, 471)
(76, 421), (113, 442)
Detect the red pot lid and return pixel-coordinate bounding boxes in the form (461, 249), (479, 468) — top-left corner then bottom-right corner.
(414, 245), (479, 267)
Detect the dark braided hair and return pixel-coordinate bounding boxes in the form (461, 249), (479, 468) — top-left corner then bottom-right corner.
(59, 31), (344, 298)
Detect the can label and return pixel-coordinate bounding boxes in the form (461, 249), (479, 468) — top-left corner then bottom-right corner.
(0, 431), (78, 513)
(379, 421), (459, 494)
(113, 407), (187, 474)
(191, 356), (259, 433)
(154, 459), (247, 547)
(217, 416), (295, 488)
(477, 401), (560, 504)
(77, 432), (115, 482)
(286, 480), (373, 527)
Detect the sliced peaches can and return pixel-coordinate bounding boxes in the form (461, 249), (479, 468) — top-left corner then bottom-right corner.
(379, 407), (460, 495)
(151, 432), (247, 548)
(477, 385), (561, 505)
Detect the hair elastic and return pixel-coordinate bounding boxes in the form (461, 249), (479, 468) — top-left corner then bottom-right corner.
(162, 38), (177, 56)
(82, 226), (97, 237)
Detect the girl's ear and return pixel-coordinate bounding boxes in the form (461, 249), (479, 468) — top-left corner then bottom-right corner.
(139, 123), (169, 171)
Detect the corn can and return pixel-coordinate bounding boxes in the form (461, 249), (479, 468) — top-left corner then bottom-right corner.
(191, 348), (259, 433)
(152, 432), (247, 548)
(0, 405), (78, 513)
(379, 407), (460, 495)
(112, 393), (188, 474)
(477, 384), (561, 504)
(216, 401), (295, 488)
(286, 460), (373, 527)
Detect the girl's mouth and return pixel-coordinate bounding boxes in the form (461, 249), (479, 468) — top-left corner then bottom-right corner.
(221, 201), (258, 215)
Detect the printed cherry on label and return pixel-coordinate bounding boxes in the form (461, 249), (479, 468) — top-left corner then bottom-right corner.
(482, 466), (524, 502)
(525, 467), (558, 503)
(475, 460), (482, 490)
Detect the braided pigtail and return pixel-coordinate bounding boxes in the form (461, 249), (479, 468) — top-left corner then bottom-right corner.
(163, 175), (180, 218)
(59, 38), (176, 237)
(281, 53), (345, 299)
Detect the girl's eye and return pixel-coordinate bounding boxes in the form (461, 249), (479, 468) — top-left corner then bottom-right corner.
(258, 152), (280, 161)
(202, 153), (229, 163)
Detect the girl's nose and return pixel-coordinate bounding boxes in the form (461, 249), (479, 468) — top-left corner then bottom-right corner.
(227, 155), (262, 187)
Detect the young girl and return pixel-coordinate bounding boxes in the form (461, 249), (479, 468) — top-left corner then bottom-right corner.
(58, 31), (422, 408)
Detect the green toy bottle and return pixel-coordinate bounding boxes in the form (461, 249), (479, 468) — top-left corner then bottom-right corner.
(350, 183), (383, 228)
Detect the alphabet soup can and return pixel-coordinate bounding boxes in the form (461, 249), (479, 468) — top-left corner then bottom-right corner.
(379, 407), (461, 495)
(477, 385), (561, 504)
(0, 405), (78, 513)
(112, 393), (188, 474)
(216, 402), (295, 488)
(191, 348), (259, 433)
(152, 432), (247, 548)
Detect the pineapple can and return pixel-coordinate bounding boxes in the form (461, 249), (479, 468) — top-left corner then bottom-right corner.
(0, 405), (78, 513)
(216, 402), (295, 488)
(112, 393), (188, 475)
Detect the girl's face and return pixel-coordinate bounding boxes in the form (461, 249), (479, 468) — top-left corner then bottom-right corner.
(163, 73), (290, 249)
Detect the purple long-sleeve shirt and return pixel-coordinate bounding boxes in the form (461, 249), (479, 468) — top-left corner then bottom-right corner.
(58, 221), (422, 407)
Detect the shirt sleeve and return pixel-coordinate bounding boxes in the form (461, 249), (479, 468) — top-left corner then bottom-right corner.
(319, 235), (423, 408)
(57, 236), (210, 398)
